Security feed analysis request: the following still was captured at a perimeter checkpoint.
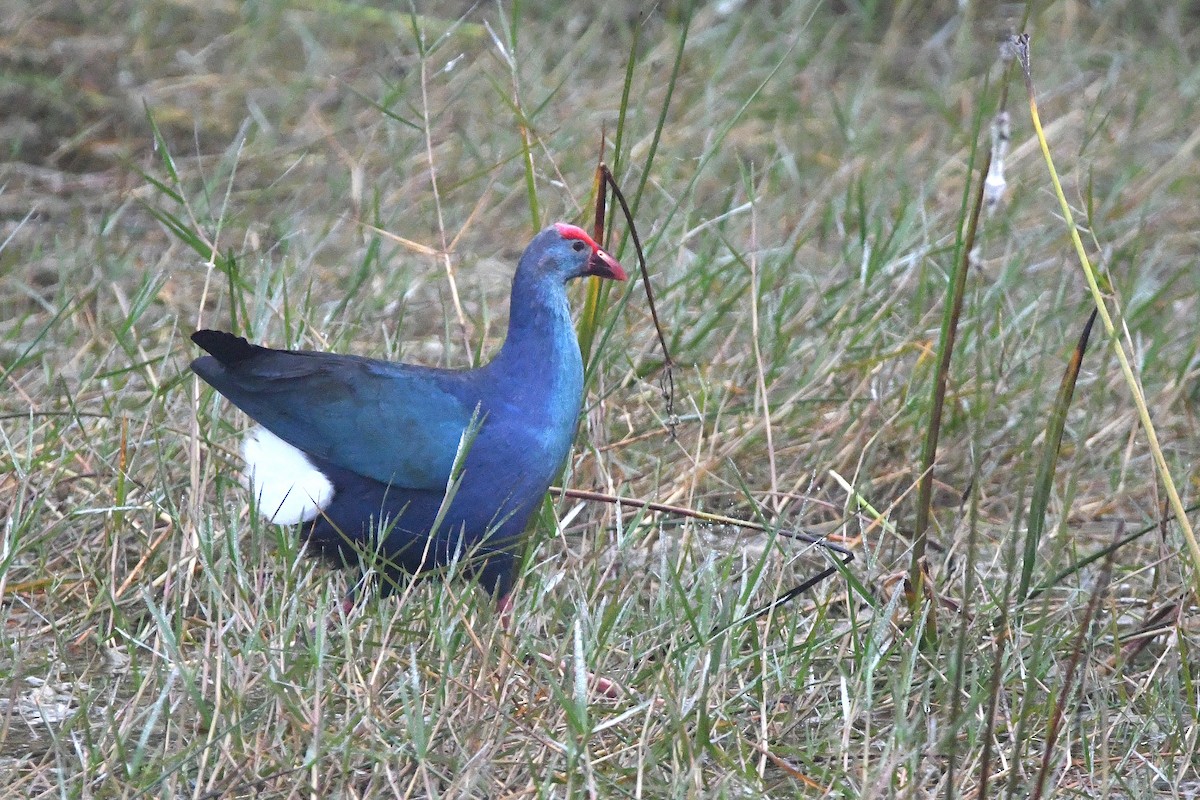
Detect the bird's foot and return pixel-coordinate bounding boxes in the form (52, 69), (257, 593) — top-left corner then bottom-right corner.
(536, 652), (625, 701)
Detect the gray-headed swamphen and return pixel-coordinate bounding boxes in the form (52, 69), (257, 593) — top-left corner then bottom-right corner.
(191, 223), (627, 613)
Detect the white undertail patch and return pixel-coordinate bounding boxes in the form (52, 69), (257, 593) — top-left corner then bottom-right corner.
(242, 426), (335, 525)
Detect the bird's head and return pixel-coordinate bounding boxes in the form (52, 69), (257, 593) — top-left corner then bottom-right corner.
(521, 223), (628, 284)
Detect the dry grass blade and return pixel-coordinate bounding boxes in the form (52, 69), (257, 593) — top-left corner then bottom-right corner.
(1116, 599), (1181, 666)
(909, 81), (996, 639)
(1030, 523), (1121, 800)
(975, 505), (1024, 800)
(1014, 31), (1200, 598)
(1018, 308), (1098, 606)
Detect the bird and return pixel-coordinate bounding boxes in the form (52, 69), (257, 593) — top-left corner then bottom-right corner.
(191, 222), (627, 612)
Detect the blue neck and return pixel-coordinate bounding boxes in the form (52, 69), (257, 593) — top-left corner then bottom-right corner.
(491, 270), (585, 412)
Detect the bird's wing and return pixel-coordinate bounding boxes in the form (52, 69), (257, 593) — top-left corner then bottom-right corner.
(191, 330), (476, 490)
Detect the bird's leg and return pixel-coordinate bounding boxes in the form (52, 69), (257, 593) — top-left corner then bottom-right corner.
(315, 581), (361, 637)
(503, 590), (623, 700)
(496, 591), (514, 630)
(535, 652), (624, 700)
(496, 594), (620, 698)
(338, 590), (357, 617)
(300, 586), (358, 646)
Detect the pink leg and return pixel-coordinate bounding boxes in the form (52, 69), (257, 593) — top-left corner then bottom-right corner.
(496, 591), (514, 629)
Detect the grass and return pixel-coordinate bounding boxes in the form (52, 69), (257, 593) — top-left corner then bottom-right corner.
(2, 0), (1200, 796)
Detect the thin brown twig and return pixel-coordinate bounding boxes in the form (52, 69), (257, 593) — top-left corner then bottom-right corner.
(597, 165), (676, 430)
(553, 486), (852, 555)
(552, 486), (855, 634)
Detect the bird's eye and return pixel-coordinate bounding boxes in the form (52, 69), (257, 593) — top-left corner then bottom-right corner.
(572, 241), (587, 252)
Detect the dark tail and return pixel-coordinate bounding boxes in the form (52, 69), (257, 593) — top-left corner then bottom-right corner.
(191, 330), (258, 365)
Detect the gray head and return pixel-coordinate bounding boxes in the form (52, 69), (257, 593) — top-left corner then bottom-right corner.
(517, 223), (628, 285)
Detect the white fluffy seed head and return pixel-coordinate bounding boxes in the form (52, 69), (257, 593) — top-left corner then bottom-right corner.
(241, 426), (335, 525)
